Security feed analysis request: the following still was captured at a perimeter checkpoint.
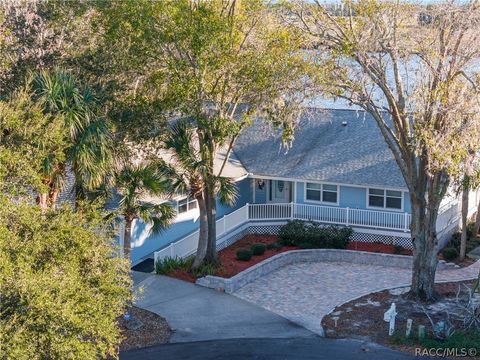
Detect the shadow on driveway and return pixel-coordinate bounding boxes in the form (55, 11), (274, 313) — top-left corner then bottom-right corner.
(120, 337), (417, 360)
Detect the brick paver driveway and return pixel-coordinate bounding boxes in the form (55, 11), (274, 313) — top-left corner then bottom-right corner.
(233, 260), (480, 335)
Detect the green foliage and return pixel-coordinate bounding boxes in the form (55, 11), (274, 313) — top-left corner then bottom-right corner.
(266, 242), (283, 251)
(115, 161), (176, 257)
(0, 69), (112, 204)
(393, 244), (404, 254)
(391, 330), (480, 353)
(0, 196), (131, 360)
(251, 243), (266, 256)
(155, 256), (194, 274)
(154, 255), (217, 277)
(278, 220), (307, 246)
(446, 230), (480, 257)
(192, 261), (218, 278)
(279, 220), (352, 249)
(442, 247), (459, 261)
(236, 248), (253, 261)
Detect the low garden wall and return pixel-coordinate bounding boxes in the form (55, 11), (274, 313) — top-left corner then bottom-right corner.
(196, 249), (421, 294)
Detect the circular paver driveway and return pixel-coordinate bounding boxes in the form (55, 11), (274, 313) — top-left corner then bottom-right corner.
(232, 260), (480, 335)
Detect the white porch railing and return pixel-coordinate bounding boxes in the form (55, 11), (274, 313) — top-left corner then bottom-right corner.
(154, 202), (411, 263)
(154, 205), (250, 263)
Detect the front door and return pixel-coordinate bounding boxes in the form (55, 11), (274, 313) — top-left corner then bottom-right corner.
(269, 180), (291, 203)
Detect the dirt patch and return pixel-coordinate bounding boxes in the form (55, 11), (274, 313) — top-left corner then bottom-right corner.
(119, 306), (171, 351)
(322, 281), (478, 356)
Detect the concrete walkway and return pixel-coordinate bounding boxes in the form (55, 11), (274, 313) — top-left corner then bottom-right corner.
(233, 260), (480, 336)
(133, 271), (314, 343)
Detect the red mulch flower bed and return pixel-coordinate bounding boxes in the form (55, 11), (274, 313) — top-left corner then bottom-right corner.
(214, 234), (298, 278)
(165, 235), (413, 283)
(347, 241), (412, 255)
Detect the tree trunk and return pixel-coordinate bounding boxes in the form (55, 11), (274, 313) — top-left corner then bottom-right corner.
(460, 182), (469, 261)
(473, 199), (480, 237)
(37, 193), (48, 212)
(409, 193), (441, 302)
(192, 194), (208, 269)
(49, 189), (59, 209)
(124, 217), (133, 262)
(205, 186), (218, 263)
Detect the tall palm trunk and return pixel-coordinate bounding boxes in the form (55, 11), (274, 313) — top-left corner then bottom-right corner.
(205, 188), (218, 263)
(192, 194), (208, 268)
(460, 181), (469, 261)
(123, 217), (133, 261)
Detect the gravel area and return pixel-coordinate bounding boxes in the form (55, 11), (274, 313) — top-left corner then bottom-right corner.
(120, 306), (172, 351)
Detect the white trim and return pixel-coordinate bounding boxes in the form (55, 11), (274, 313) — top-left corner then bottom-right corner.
(366, 187), (404, 212)
(248, 174), (408, 192)
(303, 181), (340, 206)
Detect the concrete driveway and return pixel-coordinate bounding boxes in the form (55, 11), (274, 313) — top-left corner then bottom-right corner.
(121, 337), (417, 360)
(133, 272), (314, 343)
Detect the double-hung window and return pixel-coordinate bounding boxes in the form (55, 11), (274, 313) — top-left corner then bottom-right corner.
(177, 197), (198, 214)
(368, 188), (402, 210)
(305, 183), (338, 204)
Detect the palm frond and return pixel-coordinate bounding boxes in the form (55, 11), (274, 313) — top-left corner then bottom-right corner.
(137, 202), (176, 235)
(164, 120), (203, 173)
(216, 176), (238, 206)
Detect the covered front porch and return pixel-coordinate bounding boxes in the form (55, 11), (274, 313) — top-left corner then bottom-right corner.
(248, 202), (411, 232)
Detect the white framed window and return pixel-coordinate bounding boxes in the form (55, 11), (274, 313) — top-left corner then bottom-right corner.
(176, 196), (198, 214)
(368, 188), (403, 210)
(305, 182), (338, 204)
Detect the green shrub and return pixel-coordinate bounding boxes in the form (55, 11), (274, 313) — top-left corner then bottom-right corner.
(278, 220), (307, 246)
(191, 261), (218, 277)
(278, 221), (352, 249)
(393, 244), (404, 254)
(266, 242), (283, 251)
(442, 247), (459, 261)
(236, 248), (253, 261)
(155, 256), (193, 274)
(251, 243), (266, 256)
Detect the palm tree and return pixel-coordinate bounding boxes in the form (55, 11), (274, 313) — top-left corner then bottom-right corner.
(115, 161), (175, 259)
(30, 69), (111, 209)
(161, 120), (237, 267)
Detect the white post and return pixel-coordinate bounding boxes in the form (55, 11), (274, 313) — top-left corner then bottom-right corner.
(169, 243), (174, 258)
(290, 202), (294, 219)
(383, 303), (397, 336)
(346, 207), (350, 226)
(246, 203), (250, 220)
(404, 212), (409, 232)
(406, 319), (413, 338)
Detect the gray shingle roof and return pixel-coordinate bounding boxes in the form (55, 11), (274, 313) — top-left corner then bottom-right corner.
(233, 108), (407, 189)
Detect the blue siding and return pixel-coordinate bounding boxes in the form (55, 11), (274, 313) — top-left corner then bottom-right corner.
(254, 179), (267, 203)
(403, 192), (411, 213)
(339, 186), (366, 209)
(296, 182), (305, 203)
(131, 177), (252, 264)
(130, 177), (412, 264)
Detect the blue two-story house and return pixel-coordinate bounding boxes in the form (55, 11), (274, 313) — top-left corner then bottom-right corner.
(128, 108), (467, 267)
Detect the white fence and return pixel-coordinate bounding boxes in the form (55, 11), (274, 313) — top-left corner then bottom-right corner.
(154, 205), (249, 263)
(154, 202), (412, 263)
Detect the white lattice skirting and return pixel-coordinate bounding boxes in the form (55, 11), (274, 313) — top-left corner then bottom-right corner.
(214, 221), (413, 251)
